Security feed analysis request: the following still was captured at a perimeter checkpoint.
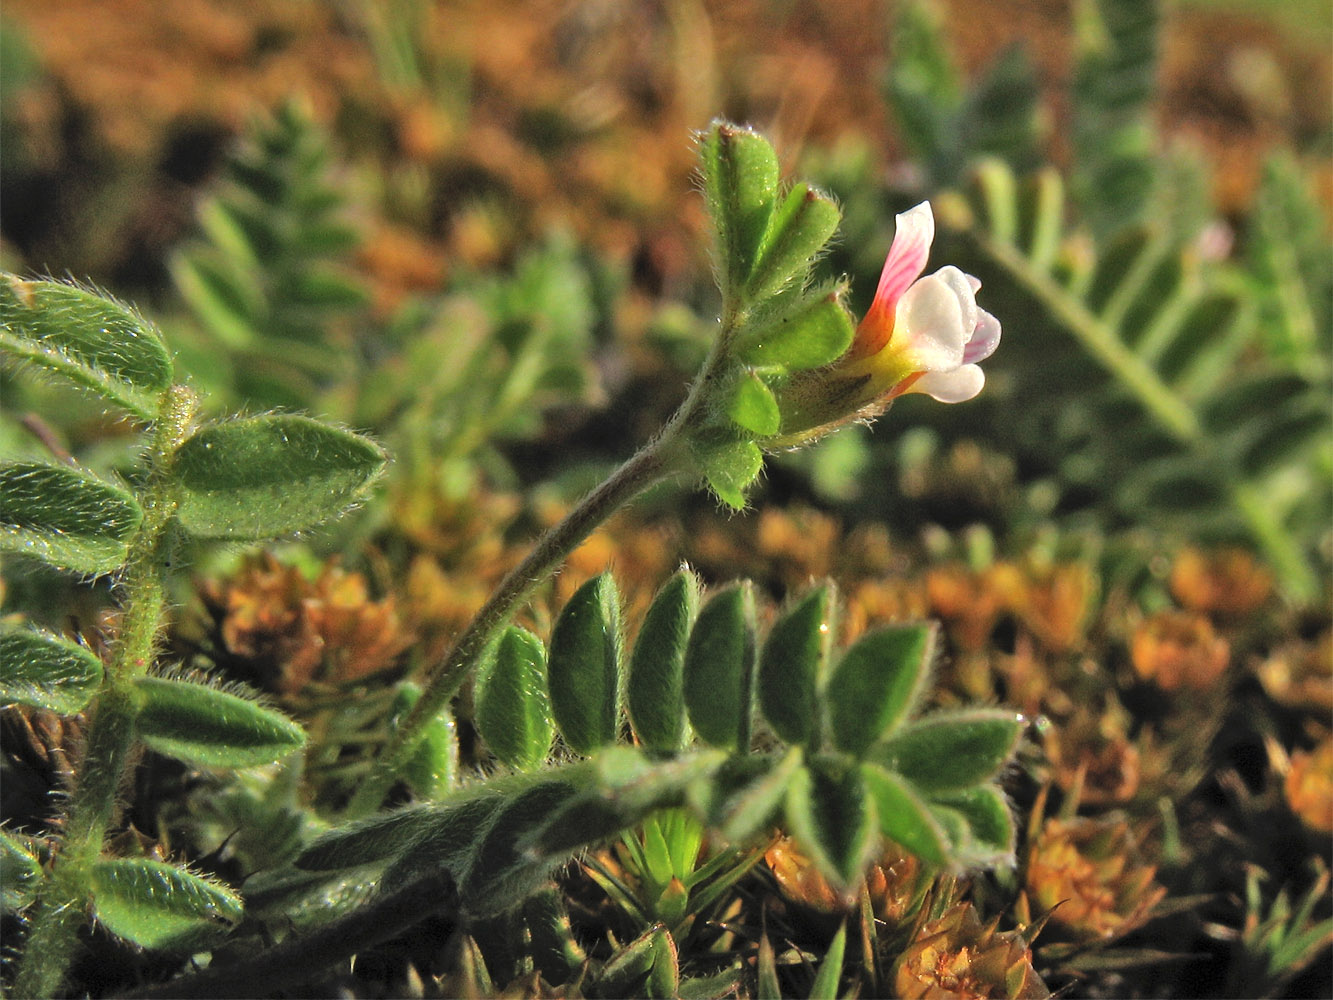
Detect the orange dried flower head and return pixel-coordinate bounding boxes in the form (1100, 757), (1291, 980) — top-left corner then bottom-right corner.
(200, 554), (411, 696)
(926, 564), (1006, 652)
(1000, 562), (1097, 656)
(1257, 630), (1333, 714)
(1025, 813), (1166, 942)
(1285, 736), (1333, 834)
(895, 902), (1050, 1000)
(766, 835), (927, 926)
(1169, 547), (1273, 618)
(1130, 610), (1229, 692)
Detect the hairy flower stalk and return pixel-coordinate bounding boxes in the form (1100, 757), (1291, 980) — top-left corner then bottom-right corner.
(775, 201), (1000, 443)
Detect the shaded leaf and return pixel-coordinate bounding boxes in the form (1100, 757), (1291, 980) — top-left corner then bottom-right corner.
(875, 709), (1024, 792)
(628, 570), (701, 752)
(758, 583), (833, 746)
(133, 676), (305, 768)
(683, 583), (757, 751)
(90, 858), (241, 950)
(861, 763), (950, 868)
(476, 626), (553, 770)
(746, 183), (842, 300)
(929, 785), (1015, 865)
(0, 624), (104, 713)
(547, 573), (620, 755)
(0, 829), (44, 912)
(826, 623), (936, 757)
(0, 462), (142, 575)
(784, 756), (877, 893)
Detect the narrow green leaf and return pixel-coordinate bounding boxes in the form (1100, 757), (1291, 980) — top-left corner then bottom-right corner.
(0, 462), (142, 575)
(377, 795), (511, 894)
(694, 437), (763, 510)
(0, 829), (44, 912)
(875, 709), (1024, 792)
(734, 290), (855, 371)
(756, 932), (782, 1000)
(628, 570), (701, 752)
(929, 785), (1015, 865)
(746, 183), (842, 300)
(90, 858), (242, 950)
(683, 583), (757, 751)
(460, 778), (584, 910)
(647, 926), (682, 1000)
(171, 415), (386, 540)
(783, 756), (877, 893)
(809, 919), (848, 1000)
(0, 625), (104, 713)
(547, 573), (621, 755)
(725, 370), (781, 436)
(758, 584), (833, 746)
(0, 274), (172, 420)
(826, 622), (936, 757)
(476, 625), (554, 770)
(132, 675), (305, 767)
(392, 682), (456, 799)
(295, 803), (442, 872)
(860, 763), (950, 868)
(700, 121), (779, 297)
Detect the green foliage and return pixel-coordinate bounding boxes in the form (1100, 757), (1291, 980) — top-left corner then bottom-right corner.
(476, 625), (554, 770)
(170, 99), (368, 410)
(627, 569), (701, 753)
(683, 582), (757, 752)
(0, 829), (43, 913)
(90, 858), (243, 951)
(171, 414), (387, 539)
(758, 584), (833, 747)
(547, 573), (622, 755)
(0, 274), (382, 993)
(826, 623), (935, 758)
(0, 624), (104, 713)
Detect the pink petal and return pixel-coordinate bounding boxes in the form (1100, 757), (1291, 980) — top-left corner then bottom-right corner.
(872, 202), (934, 310)
(963, 309), (1001, 364)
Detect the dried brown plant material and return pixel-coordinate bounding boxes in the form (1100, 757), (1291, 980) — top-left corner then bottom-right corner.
(1024, 812), (1167, 943)
(926, 564), (1007, 652)
(1168, 547), (1273, 619)
(200, 553), (411, 696)
(766, 835), (927, 926)
(1044, 704), (1142, 807)
(1, 705), (86, 812)
(1256, 630), (1333, 714)
(843, 578), (931, 644)
(894, 901), (1050, 1000)
(996, 562), (1098, 657)
(1284, 735), (1333, 834)
(1130, 610), (1230, 692)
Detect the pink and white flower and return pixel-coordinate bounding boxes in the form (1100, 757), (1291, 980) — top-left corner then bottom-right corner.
(844, 201), (1000, 404)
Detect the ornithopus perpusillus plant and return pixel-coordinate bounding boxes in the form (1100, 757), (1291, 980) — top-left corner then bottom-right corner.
(1, 120), (1011, 995)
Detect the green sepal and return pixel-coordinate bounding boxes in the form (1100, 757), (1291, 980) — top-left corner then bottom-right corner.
(734, 289), (855, 371)
(0, 624), (104, 714)
(0, 829), (44, 913)
(628, 570), (701, 752)
(683, 582), (757, 751)
(391, 682), (456, 798)
(783, 755), (877, 894)
(132, 675), (306, 768)
(90, 858), (242, 951)
(0, 274), (172, 421)
(874, 709), (1024, 792)
(826, 622), (936, 757)
(294, 803), (442, 872)
(758, 583), (833, 746)
(547, 573), (621, 755)
(171, 414), (386, 540)
(693, 436), (764, 510)
(699, 120), (779, 300)
(476, 625), (554, 770)
(860, 762), (950, 868)
(725, 370), (782, 436)
(0, 462), (142, 576)
(746, 183), (842, 301)
(929, 785), (1016, 866)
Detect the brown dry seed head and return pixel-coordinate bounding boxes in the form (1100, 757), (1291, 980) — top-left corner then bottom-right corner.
(895, 901), (1050, 1000)
(1256, 629), (1333, 714)
(766, 835), (929, 926)
(1284, 735), (1333, 834)
(1168, 546), (1273, 619)
(1025, 814), (1167, 943)
(1130, 610), (1230, 692)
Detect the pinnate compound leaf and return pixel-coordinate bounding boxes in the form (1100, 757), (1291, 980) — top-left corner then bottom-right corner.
(1, 829), (44, 912)
(700, 121), (779, 298)
(0, 274), (172, 421)
(476, 626), (553, 770)
(784, 756), (877, 893)
(132, 676), (305, 768)
(734, 290), (854, 371)
(628, 570), (701, 752)
(171, 415), (386, 540)
(929, 785), (1015, 866)
(683, 583), (757, 751)
(0, 625), (104, 713)
(875, 709), (1024, 792)
(758, 584), (833, 746)
(0, 462), (142, 576)
(90, 858), (241, 950)
(826, 622), (936, 757)
(860, 763), (950, 869)
(295, 804), (442, 872)
(547, 573), (621, 755)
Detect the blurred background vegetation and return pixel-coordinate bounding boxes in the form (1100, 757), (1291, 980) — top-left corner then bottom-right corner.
(1, 1), (1329, 997)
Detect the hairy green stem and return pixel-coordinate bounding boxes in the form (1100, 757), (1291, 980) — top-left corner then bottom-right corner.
(12, 387), (197, 999)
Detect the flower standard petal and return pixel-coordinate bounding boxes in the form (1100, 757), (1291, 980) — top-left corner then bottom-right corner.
(850, 202), (935, 359)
